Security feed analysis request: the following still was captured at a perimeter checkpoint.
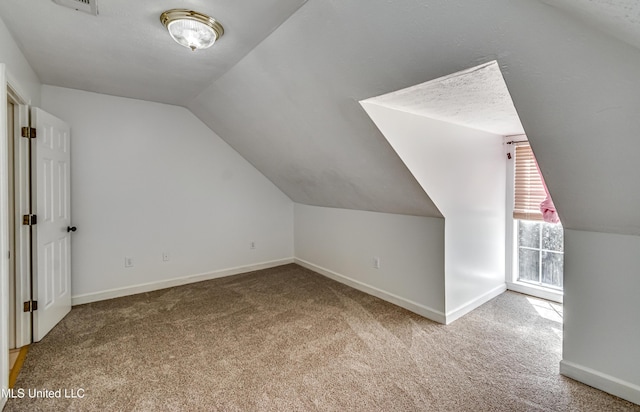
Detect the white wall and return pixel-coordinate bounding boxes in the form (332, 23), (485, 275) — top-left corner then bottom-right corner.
(561, 229), (640, 404)
(294, 203), (446, 322)
(0, 17), (40, 106)
(41, 86), (294, 302)
(361, 103), (506, 323)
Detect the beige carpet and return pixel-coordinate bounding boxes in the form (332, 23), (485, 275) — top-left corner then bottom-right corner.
(5, 264), (639, 411)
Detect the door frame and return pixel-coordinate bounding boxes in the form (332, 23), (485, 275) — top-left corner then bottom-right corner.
(1, 63), (8, 408)
(8, 81), (31, 348)
(1, 65), (31, 409)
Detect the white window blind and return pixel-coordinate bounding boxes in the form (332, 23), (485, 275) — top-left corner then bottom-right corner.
(513, 144), (546, 221)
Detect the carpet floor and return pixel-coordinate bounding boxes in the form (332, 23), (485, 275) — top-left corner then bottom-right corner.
(5, 264), (639, 411)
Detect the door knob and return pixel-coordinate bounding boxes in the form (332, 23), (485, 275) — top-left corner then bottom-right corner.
(67, 226), (77, 233)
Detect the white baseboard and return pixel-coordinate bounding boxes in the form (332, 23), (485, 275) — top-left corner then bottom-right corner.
(71, 258), (295, 306)
(507, 281), (563, 303)
(294, 258), (446, 324)
(445, 283), (507, 324)
(560, 360), (640, 406)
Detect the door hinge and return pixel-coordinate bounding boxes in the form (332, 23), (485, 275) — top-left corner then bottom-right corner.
(21, 127), (36, 138)
(23, 300), (38, 312)
(22, 214), (37, 226)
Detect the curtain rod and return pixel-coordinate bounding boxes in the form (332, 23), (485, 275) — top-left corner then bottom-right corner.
(505, 133), (527, 145)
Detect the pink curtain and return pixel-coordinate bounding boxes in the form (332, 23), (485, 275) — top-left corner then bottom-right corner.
(536, 163), (560, 224)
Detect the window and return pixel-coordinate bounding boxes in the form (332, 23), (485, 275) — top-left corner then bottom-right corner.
(513, 143), (563, 290)
(517, 220), (563, 289)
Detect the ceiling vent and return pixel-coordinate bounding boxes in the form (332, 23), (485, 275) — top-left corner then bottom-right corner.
(52, 0), (98, 15)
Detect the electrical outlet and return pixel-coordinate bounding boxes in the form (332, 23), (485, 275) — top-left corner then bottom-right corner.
(162, 252), (170, 262)
(124, 257), (134, 268)
(373, 257), (380, 269)
(250, 241), (256, 250)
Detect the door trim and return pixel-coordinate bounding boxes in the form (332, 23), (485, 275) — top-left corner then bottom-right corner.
(1, 62), (10, 410)
(1, 65), (33, 410)
(8, 83), (31, 348)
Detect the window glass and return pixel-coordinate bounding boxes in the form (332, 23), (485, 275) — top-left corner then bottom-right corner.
(518, 248), (540, 283)
(517, 220), (564, 290)
(541, 251), (564, 288)
(518, 221), (540, 249)
(542, 223), (564, 252)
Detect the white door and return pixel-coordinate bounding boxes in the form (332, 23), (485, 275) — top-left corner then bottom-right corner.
(31, 107), (72, 342)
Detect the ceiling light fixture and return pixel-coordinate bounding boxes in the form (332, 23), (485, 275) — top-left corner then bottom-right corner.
(160, 9), (224, 51)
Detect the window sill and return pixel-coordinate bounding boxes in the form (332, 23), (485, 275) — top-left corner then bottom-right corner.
(507, 281), (563, 303)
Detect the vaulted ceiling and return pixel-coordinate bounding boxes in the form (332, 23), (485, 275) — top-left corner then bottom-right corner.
(1, 0), (640, 235)
(0, 0), (307, 106)
(539, 0), (640, 50)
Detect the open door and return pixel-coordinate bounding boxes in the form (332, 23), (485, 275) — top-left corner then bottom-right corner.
(31, 107), (72, 342)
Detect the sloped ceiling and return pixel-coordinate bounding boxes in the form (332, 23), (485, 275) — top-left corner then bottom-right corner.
(188, 0), (640, 235)
(2, 0), (640, 234)
(0, 0), (307, 106)
(539, 0), (640, 51)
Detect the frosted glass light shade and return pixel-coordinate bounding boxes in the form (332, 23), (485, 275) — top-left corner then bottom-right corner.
(167, 19), (216, 50)
(160, 9), (224, 51)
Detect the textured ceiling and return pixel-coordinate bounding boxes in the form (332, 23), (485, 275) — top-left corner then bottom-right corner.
(361, 61), (524, 137)
(2, 0), (640, 234)
(0, 0), (306, 106)
(539, 0), (640, 50)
